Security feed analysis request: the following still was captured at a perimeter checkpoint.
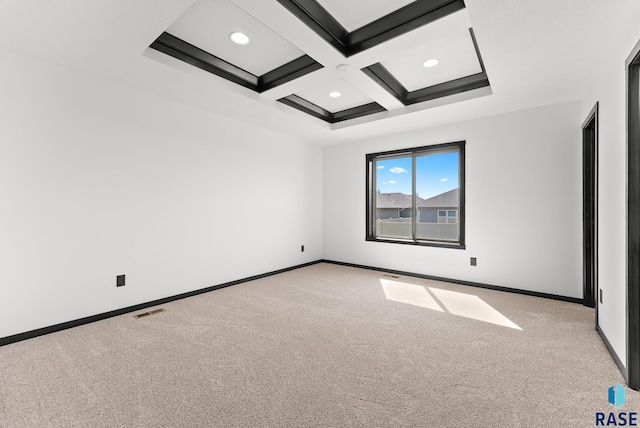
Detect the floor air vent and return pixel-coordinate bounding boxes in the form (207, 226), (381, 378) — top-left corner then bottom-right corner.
(133, 308), (165, 319)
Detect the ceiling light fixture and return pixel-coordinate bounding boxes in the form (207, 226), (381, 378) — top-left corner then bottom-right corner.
(423, 58), (439, 68)
(229, 32), (250, 45)
(328, 91), (341, 98)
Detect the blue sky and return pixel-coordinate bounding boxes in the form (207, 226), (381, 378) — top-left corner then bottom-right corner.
(375, 152), (458, 199)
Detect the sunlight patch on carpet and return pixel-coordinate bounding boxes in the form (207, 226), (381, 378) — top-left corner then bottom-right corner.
(381, 279), (522, 330)
(381, 279), (443, 312)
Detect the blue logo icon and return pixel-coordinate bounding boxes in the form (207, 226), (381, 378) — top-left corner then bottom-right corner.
(596, 384), (636, 426)
(608, 383), (625, 408)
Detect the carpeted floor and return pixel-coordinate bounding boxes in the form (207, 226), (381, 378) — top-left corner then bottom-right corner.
(0, 263), (637, 427)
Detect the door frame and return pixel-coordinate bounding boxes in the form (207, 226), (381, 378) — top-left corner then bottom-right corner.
(583, 102), (598, 313)
(626, 42), (640, 390)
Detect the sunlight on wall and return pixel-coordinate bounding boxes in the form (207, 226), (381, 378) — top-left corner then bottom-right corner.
(380, 279), (522, 330)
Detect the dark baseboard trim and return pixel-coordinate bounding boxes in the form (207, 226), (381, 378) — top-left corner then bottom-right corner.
(6, 258), (627, 388)
(1, 258), (587, 347)
(597, 325), (629, 385)
(320, 259), (584, 304)
(0, 260), (322, 347)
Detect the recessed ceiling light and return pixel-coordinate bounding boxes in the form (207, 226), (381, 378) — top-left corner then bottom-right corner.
(423, 58), (439, 68)
(229, 32), (250, 45)
(328, 91), (341, 98)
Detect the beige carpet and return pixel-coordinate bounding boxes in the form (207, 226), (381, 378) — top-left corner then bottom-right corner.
(0, 263), (637, 427)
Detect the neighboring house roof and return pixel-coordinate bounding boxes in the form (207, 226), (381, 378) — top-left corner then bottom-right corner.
(376, 192), (411, 209)
(417, 188), (458, 208)
(376, 192), (427, 209)
(377, 189), (458, 209)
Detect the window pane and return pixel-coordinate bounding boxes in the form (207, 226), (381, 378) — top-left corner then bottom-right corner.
(447, 210), (457, 224)
(366, 141), (464, 248)
(415, 151), (459, 241)
(374, 157), (413, 239)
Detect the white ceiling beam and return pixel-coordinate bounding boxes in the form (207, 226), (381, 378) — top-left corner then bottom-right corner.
(339, 70), (405, 111)
(259, 67), (336, 101)
(229, 0), (346, 66)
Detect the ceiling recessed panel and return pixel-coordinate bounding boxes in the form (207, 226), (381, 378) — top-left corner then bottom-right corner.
(296, 78), (375, 112)
(151, 0), (488, 126)
(167, 0), (303, 76)
(316, 0), (416, 32)
(380, 29), (482, 91)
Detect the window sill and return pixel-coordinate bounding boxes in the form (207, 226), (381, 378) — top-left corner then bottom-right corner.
(366, 235), (466, 250)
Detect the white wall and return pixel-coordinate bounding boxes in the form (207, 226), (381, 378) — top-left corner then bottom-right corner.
(581, 0), (640, 369)
(323, 101), (583, 298)
(0, 47), (323, 339)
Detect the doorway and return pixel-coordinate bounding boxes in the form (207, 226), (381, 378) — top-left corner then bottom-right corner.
(583, 103), (598, 311)
(627, 45), (640, 390)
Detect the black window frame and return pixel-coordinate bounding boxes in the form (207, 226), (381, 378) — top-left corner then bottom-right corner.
(365, 141), (465, 249)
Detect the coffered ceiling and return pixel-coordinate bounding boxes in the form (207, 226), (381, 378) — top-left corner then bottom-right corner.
(149, 0), (488, 124)
(317, 0), (417, 33)
(0, 0), (631, 144)
(166, 0), (305, 77)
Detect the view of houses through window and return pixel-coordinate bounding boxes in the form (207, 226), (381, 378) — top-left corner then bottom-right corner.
(366, 142), (464, 247)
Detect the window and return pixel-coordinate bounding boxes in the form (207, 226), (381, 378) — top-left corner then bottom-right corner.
(438, 210), (458, 224)
(366, 141), (465, 248)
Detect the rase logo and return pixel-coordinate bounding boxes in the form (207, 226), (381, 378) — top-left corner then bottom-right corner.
(609, 384), (626, 408)
(596, 383), (637, 426)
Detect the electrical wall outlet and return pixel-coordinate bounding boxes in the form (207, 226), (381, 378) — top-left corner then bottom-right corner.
(470, 257), (477, 266)
(116, 274), (126, 287)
